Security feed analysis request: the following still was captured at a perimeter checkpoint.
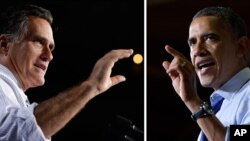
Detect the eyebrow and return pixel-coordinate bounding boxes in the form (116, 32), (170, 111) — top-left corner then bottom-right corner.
(187, 32), (218, 45)
(34, 35), (55, 51)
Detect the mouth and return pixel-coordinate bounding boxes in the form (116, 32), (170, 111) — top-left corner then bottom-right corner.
(196, 59), (215, 70)
(34, 64), (46, 71)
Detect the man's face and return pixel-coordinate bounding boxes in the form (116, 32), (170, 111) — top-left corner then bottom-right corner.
(8, 17), (54, 90)
(188, 16), (242, 89)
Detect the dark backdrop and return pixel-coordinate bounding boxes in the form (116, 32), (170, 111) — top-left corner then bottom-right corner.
(1, 0), (144, 141)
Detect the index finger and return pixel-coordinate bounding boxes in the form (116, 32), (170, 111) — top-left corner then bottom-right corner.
(107, 49), (134, 60)
(165, 45), (185, 58)
(99, 49), (134, 68)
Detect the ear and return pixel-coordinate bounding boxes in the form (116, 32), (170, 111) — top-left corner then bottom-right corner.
(236, 36), (250, 59)
(0, 35), (10, 56)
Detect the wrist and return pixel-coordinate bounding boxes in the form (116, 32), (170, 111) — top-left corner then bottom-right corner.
(191, 101), (214, 121)
(80, 81), (99, 99)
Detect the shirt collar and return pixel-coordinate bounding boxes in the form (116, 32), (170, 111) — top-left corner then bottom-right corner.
(0, 64), (29, 107)
(0, 64), (22, 89)
(211, 67), (250, 101)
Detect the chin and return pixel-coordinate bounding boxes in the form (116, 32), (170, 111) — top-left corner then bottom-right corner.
(39, 79), (45, 86)
(199, 78), (214, 88)
(34, 78), (45, 87)
(200, 82), (211, 88)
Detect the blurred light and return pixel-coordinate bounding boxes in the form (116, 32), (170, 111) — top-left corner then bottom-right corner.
(133, 54), (143, 64)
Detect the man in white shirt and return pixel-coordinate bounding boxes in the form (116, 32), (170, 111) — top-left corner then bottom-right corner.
(0, 4), (133, 141)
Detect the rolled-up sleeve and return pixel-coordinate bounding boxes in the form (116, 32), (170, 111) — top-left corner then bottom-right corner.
(0, 103), (50, 141)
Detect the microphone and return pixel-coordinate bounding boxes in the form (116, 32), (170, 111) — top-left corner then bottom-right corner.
(115, 115), (143, 136)
(101, 115), (143, 141)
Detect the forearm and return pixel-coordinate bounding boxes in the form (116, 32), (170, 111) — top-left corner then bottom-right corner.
(34, 81), (98, 138)
(185, 99), (226, 141)
(33, 49), (133, 138)
(197, 116), (226, 141)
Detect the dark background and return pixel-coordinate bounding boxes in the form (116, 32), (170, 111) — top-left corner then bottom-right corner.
(2, 0), (250, 140)
(1, 0), (144, 141)
(147, 0), (250, 141)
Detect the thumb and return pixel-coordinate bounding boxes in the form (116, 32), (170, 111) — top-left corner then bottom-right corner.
(111, 75), (126, 86)
(162, 61), (170, 71)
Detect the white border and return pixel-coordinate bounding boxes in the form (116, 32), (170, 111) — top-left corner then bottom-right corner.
(144, 0), (147, 141)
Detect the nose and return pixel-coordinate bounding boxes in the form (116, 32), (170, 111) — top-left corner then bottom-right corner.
(41, 46), (53, 62)
(191, 42), (208, 58)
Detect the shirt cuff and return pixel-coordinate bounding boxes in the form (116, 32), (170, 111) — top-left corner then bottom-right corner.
(28, 103), (51, 141)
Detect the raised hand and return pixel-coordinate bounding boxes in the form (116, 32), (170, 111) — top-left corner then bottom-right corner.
(162, 45), (198, 103)
(87, 49), (134, 95)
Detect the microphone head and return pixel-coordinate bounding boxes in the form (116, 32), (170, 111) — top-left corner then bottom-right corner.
(101, 115), (143, 141)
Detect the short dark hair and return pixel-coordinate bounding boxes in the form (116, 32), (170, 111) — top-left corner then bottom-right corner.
(193, 6), (247, 38)
(0, 4), (53, 42)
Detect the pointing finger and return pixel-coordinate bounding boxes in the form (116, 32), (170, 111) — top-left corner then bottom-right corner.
(165, 45), (185, 58)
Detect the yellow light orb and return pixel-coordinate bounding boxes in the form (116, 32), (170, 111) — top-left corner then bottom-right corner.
(133, 54), (143, 64)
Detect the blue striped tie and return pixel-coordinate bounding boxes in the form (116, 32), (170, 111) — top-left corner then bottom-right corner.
(200, 96), (224, 141)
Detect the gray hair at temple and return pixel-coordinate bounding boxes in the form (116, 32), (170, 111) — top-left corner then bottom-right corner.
(193, 6), (247, 39)
(0, 4), (53, 43)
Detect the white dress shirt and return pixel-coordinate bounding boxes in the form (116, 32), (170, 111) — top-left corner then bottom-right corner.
(0, 64), (50, 141)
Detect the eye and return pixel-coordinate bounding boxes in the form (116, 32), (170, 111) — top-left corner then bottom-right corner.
(35, 40), (43, 45)
(33, 37), (44, 46)
(188, 38), (196, 48)
(204, 33), (219, 42)
(49, 44), (55, 51)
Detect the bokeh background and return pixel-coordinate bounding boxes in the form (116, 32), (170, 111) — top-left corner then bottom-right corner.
(147, 0), (250, 141)
(1, 0), (144, 140)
